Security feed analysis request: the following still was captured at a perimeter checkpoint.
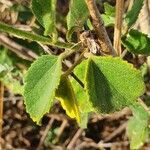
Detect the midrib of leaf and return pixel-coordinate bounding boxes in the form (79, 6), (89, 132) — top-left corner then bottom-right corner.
(27, 60), (59, 96)
(24, 56), (62, 123)
(89, 60), (126, 109)
(26, 65), (60, 115)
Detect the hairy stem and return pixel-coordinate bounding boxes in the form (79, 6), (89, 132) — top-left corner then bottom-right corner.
(60, 42), (82, 59)
(0, 22), (80, 50)
(113, 0), (124, 56)
(85, 0), (116, 56)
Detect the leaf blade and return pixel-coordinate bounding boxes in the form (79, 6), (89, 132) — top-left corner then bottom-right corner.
(122, 29), (150, 55)
(24, 55), (62, 124)
(67, 0), (89, 30)
(85, 56), (145, 113)
(56, 76), (80, 123)
(31, 0), (57, 36)
(125, 0), (144, 29)
(127, 104), (150, 149)
(101, 2), (115, 27)
(71, 60), (94, 113)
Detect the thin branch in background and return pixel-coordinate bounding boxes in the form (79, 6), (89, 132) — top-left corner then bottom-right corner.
(0, 0), (13, 7)
(103, 122), (127, 142)
(0, 34), (38, 61)
(0, 82), (4, 147)
(113, 0), (124, 56)
(36, 118), (55, 150)
(38, 43), (55, 54)
(67, 128), (84, 150)
(138, 98), (150, 113)
(85, 0), (116, 56)
(54, 120), (68, 143)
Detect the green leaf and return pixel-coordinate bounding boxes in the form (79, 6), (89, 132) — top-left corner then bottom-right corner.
(71, 60), (94, 128)
(24, 55), (62, 124)
(67, 0), (89, 30)
(56, 76), (80, 123)
(71, 60), (94, 113)
(101, 2), (115, 27)
(0, 48), (13, 66)
(122, 29), (150, 55)
(101, 15), (115, 27)
(127, 104), (150, 149)
(85, 56), (145, 113)
(125, 0), (144, 29)
(31, 0), (57, 36)
(103, 2), (115, 16)
(0, 48), (12, 77)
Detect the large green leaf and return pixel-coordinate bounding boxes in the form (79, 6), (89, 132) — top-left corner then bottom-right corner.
(31, 0), (57, 36)
(24, 55), (62, 124)
(56, 76), (80, 123)
(67, 0), (89, 30)
(127, 104), (150, 149)
(85, 56), (145, 113)
(122, 29), (150, 55)
(125, 0), (144, 29)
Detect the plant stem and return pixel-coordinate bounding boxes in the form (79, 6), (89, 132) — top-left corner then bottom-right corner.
(85, 0), (116, 56)
(0, 22), (80, 50)
(60, 42), (82, 59)
(113, 0), (124, 56)
(62, 62), (84, 88)
(0, 82), (4, 145)
(63, 49), (87, 76)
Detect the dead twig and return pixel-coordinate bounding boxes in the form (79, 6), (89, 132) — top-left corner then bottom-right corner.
(0, 0), (13, 7)
(98, 141), (129, 149)
(36, 118), (55, 150)
(103, 122), (127, 142)
(85, 0), (116, 56)
(47, 113), (70, 121)
(138, 98), (150, 113)
(91, 107), (132, 122)
(113, 0), (124, 56)
(54, 120), (68, 143)
(74, 141), (100, 150)
(67, 128), (84, 150)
